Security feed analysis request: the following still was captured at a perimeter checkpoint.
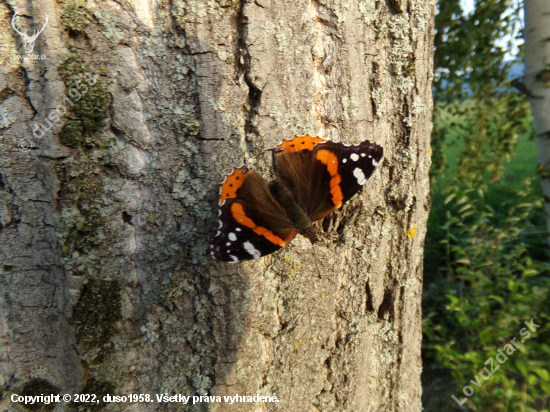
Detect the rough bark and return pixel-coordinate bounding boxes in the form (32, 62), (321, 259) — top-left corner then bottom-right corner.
(0, 0), (433, 411)
(524, 0), (550, 246)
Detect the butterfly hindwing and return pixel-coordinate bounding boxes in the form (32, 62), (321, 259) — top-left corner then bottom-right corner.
(212, 166), (297, 262)
(212, 201), (297, 262)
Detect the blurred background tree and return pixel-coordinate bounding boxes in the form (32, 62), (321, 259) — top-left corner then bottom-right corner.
(422, 0), (550, 410)
(523, 0), (550, 247)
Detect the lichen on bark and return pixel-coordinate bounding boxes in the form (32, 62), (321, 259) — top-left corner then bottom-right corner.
(57, 52), (111, 148)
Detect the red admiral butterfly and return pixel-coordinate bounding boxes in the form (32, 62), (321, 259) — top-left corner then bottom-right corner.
(212, 135), (383, 262)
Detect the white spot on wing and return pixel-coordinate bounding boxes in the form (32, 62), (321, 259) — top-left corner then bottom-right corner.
(361, 153), (366, 157)
(372, 159), (379, 167)
(235, 228), (241, 232)
(226, 242), (231, 246)
(229, 255), (238, 262)
(350, 153), (359, 161)
(353, 167), (366, 185)
(342, 159), (347, 163)
(243, 241), (261, 259)
(228, 232), (237, 241)
(218, 221), (222, 229)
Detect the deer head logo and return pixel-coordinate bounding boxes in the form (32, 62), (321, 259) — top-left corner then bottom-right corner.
(11, 13), (48, 55)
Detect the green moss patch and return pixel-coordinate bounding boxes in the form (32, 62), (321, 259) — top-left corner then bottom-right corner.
(59, 0), (92, 32)
(58, 119), (83, 148)
(57, 54), (110, 148)
(65, 207), (103, 254)
(71, 279), (122, 350)
(20, 379), (59, 412)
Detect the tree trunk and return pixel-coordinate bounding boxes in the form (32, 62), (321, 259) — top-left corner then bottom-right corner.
(524, 0), (550, 246)
(0, 0), (433, 410)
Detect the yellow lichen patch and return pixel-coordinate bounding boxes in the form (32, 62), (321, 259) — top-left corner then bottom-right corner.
(284, 255), (290, 262)
(429, 148), (432, 156)
(407, 224), (418, 238)
(292, 262), (302, 269)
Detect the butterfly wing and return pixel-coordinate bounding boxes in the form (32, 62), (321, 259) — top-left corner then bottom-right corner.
(212, 166), (297, 262)
(272, 135), (331, 216)
(273, 136), (383, 222)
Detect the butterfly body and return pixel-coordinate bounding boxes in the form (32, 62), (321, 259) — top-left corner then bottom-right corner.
(212, 135), (383, 263)
(268, 180), (317, 243)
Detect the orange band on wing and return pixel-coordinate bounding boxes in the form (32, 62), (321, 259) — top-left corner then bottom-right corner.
(220, 166), (249, 205)
(231, 203), (293, 246)
(275, 135), (326, 154)
(316, 149), (343, 208)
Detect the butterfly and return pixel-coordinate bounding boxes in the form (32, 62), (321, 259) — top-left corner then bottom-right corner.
(212, 135), (383, 262)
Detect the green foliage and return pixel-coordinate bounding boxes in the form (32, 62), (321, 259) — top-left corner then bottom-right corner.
(434, 0), (520, 100)
(424, 181), (550, 411)
(425, 0), (550, 410)
(433, 96), (534, 185)
(431, 0), (533, 184)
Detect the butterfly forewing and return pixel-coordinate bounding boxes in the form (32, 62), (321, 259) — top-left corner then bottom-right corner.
(312, 139), (383, 215)
(273, 136), (383, 222)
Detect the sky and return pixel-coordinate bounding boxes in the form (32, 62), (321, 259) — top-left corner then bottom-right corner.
(460, 0), (475, 14)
